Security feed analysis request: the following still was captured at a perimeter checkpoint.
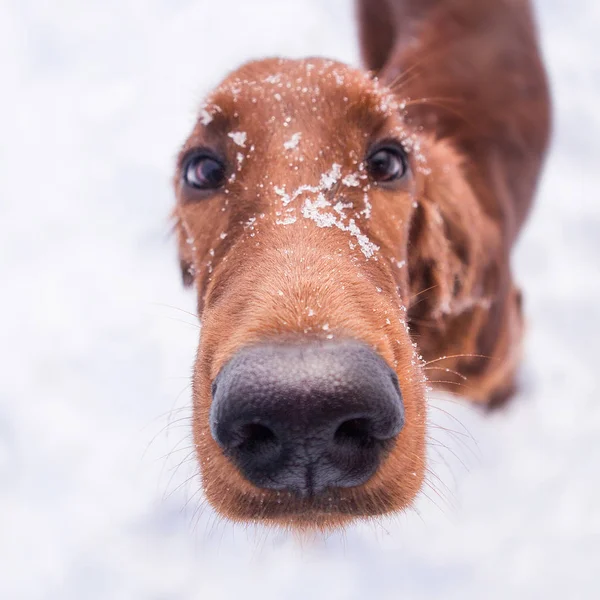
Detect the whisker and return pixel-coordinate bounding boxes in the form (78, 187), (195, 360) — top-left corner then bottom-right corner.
(149, 415), (195, 443)
(426, 394), (482, 414)
(424, 366), (468, 381)
(150, 302), (200, 321)
(163, 459), (199, 502)
(409, 283), (439, 301)
(405, 98), (478, 130)
(427, 436), (471, 472)
(141, 385), (193, 460)
(428, 445), (459, 489)
(388, 32), (483, 94)
(428, 427), (479, 463)
(409, 318), (441, 329)
(418, 486), (449, 516)
(191, 496), (212, 536)
(158, 315), (201, 329)
(140, 402), (192, 432)
(425, 466), (455, 500)
(425, 353), (494, 366)
(423, 479), (454, 512)
(181, 478), (204, 513)
(386, 40), (456, 91)
(155, 442), (195, 463)
(427, 422), (471, 440)
(427, 379), (471, 390)
(427, 416), (479, 459)
(166, 448), (197, 475)
(427, 405), (477, 444)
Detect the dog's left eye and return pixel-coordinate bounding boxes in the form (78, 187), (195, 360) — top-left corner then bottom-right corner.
(184, 154), (226, 190)
(367, 145), (408, 182)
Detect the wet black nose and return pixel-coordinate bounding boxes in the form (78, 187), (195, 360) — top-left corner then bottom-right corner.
(210, 340), (404, 497)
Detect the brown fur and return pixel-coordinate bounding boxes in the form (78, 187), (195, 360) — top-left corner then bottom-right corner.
(172, 0), (550, 529)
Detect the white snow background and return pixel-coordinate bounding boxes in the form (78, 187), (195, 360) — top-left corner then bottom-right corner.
(1, 0), (598, 598)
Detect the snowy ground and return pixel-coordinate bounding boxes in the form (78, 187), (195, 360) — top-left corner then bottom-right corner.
(1, 0), (599, 598)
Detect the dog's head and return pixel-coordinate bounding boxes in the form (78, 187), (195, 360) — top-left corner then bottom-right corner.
(173, 58), (495, 530)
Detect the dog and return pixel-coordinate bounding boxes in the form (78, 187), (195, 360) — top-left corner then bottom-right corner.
(172, 0), (550, 530)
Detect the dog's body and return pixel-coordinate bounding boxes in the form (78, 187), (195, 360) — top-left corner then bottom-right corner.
(173, 0), (550, 529)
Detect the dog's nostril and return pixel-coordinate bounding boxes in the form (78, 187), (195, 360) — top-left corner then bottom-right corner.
(234, 423), (279, 455)
(334, 418), (375, 449)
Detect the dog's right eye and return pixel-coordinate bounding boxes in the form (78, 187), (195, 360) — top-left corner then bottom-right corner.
(366, 145), (408, 183)
(184, 154), (226, 190)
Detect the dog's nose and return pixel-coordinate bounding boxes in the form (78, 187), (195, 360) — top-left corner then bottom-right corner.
(210, 340), (404, 496)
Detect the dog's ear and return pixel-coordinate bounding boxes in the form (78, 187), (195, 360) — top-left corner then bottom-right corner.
(407, 139), (526, 405)
(172, 209), (195, 287)
(406, 139), (500, 322)
(356, 0), (396, 74)
(370, 0), (550, 235)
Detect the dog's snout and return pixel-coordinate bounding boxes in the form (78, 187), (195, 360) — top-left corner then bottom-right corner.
(210, 340), (404, 496)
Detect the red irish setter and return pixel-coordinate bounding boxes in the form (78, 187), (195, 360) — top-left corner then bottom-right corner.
(172, 0), (550, 530)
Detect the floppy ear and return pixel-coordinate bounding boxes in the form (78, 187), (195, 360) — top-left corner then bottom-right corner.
(356, 0), (396, 74)
(366, 0), (550, 239)
(407, 139), (500, 322)
(407, 139), (524, 405)
(172, 208), (195, 287)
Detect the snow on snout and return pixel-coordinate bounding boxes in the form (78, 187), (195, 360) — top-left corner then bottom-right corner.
(320, 163), (342, 189)
(269, 163), (380, 260)
(228, 131), (247, 147)
(283, 132), (302, 151)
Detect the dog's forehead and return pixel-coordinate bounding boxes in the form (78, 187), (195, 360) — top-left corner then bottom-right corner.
(197, 58), (400, 136)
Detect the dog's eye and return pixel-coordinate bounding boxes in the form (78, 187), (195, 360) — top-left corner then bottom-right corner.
(366, 146), (407, 182)
(184, 154), (226, 190)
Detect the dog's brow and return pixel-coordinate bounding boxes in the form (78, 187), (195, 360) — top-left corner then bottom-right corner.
(175, 109), (237, 166)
